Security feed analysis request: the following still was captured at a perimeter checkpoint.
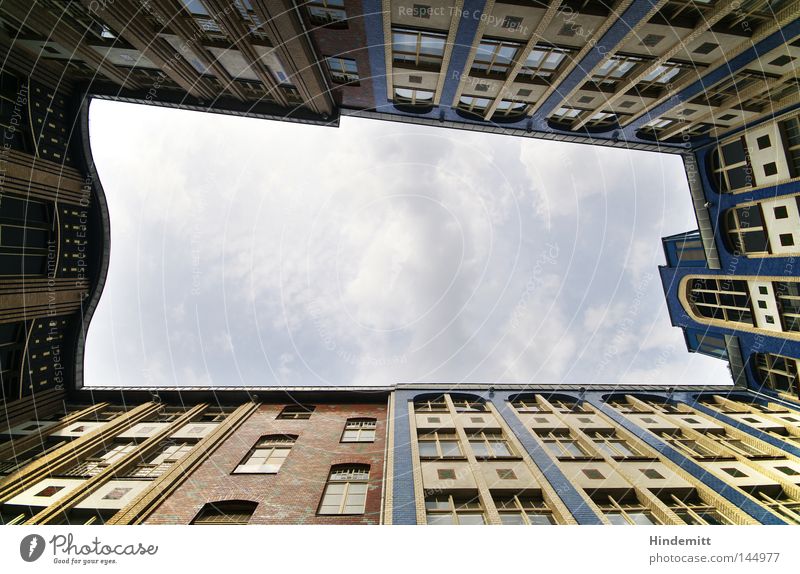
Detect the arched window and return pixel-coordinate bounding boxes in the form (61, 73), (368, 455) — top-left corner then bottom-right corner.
(318, 464), (370, 515)
(234, 435), (297, 473)
(191, 500), (257, 525)
(686, 277), (753, 325)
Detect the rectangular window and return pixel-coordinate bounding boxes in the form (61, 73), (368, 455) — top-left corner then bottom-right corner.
(468, 431), (513, 458)
(319, 466), (370, 515)
(418, 431), (462, 459)
(341, 419), (376, 442)
(425, 493), (484, 525)
(277, 405), (315, 419)
(325, 57), (358, 84)
(494, 493), (556, 525)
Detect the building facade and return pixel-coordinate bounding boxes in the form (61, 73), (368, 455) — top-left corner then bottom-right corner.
(0, 384), (798, 525)
(0, 1), (798, 525)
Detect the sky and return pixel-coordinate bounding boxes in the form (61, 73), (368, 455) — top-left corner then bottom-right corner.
(84, 99), (731, 388)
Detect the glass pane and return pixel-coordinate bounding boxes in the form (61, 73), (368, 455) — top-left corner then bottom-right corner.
(721, 140), (746, 165)
(418, 442), (438, 457)
(440, 441), (461, 457)
(470, 442), (490, 457)
(527, 513), (555, 525)
(457, 513), (485, 525)
(426, 514), (454, 525)
(500, 513), (525, 524)
(628, 512), (657, 525)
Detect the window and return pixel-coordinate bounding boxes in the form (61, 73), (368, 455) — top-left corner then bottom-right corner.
(307, 0), (346, 26)
(780, 116), (800, 177)
(755, 353), (799, 396)
(452, 398), (486, 412)
(753, 488), (800, 524)
(587, 431), (640, 458)
(725, 205), (770, 255)
(458, 95), (491, 115)
(415, 396), (448, 412)
(493, 100), (528, 119)
(394, 87), (434, 106)
(597, 494), (659, 525)
(392, 28), (446, 67)
(659, 431), (718, 459)
(512, 398), (544, 413)
(518, 45), (572, 82)
(776, 466), (800, 476)
(715, 435), (767, 457)
(277, 405), (314, 419)
(468, 431), (513, 458)
(64, 442), (137, 477)
(318, 465), (370, 515)
(191, 501), (257, 525)
(126, 442), (195, 478)
(666, 491), (733, 525)
(591, 54), (645, 89)
(638, 61), (687, 88)
(418, 431), (462, 458)
(687, 277), (753, 325)
(775, 281), (800, 332)
(494, 493), (555, 524)
(341, 419), (376, 442)
(472, 39), (522, 76)
(711, 137), (752, 192)
(640, 468), (665, 480)
(235, 435), (295, 473)
(538, 430), (588, 459)
(425, 493), (484, 524)
(325, 57), (358, 84)
(721, 467), (747, 478)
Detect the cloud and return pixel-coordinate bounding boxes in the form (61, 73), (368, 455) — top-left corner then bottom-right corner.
(84, 99), (731, 388)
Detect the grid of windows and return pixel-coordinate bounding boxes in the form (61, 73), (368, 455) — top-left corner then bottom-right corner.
(472, 39), (521, 76)
(597, 494), (660, 525)
(512, 398), (544, 413)
(307, 0), (347, 26)
(341, 419), (376, 442)
(755, 353), (799, 396)
(591, 54), (645, 89)
(518, 45), (572, 83)
(318, 465), (370, 515)
(325, 57), (358, 84)
(458, 95), (491, 115)
(415, 396), (448, 412)
(418, 431), (462, 458)
(586, 431), (641, 458)
(452, 398), (486, 412)
(394, 87), (434, 106)
(688, 278), (753, 325)
(494, 493), (556, 524)
(725, 205), (769, 254)
(468, 431), (513, 458)
(665, 491), (734, 525)
(775, 281), (800, 332)
(425, 493), (485, 524)
(392, 28), (447, 67)
(658, 431), (718, 459)
(537, 430), (589, 459)
(711, 137), (753, 192)
(754, 488), (800, 524)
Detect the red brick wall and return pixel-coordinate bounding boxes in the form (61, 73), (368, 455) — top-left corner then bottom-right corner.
(146, 401), (387, 524)
(304, 0), (377, 110)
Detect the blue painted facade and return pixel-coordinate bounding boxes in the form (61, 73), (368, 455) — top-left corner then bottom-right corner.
(391, 385), (800, 525)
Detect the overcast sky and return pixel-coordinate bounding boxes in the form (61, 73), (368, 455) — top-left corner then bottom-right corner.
(84, 99), (731, 388)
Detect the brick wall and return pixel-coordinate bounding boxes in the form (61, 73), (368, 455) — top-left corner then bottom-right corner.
(146, 401), (386, 524)
(305, 0), (377, 110)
